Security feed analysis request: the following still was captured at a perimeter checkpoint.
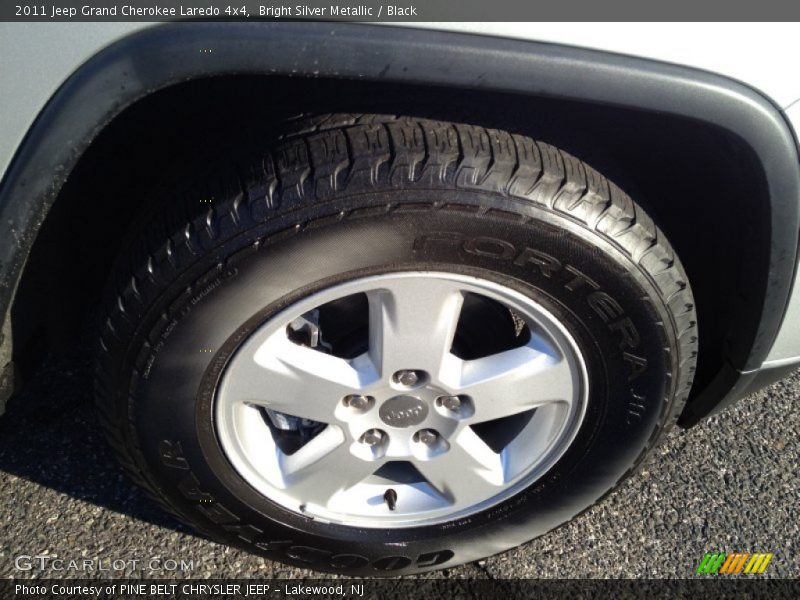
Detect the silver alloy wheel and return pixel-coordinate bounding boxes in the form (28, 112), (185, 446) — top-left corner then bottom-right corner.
(215, 272), (588, 528)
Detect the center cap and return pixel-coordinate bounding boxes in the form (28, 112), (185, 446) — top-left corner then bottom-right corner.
(379, 395), (428, 428)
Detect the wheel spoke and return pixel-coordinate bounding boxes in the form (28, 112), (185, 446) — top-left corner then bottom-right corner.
(220, 333), (379, 423)
(442, 332), (577, 424)
(279, 427), (379, 503)
(415, 427), (505, 505)
(366, 278), (464, 379)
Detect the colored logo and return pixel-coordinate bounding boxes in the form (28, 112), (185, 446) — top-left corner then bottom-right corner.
(696, 552), (774, 574)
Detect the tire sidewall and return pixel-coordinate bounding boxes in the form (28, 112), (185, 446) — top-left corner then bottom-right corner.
(123, 193), (675, 575)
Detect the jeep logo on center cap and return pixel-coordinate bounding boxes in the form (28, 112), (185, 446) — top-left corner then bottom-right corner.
(379, 395), (428, 428)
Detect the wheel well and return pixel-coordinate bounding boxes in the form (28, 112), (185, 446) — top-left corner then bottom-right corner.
(10, 74), (769, 412)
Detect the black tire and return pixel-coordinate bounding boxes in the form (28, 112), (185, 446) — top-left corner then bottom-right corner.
(95, 114), (697, 575)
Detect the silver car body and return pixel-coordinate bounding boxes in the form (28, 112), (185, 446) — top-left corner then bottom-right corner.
(0, 21), (798, 402)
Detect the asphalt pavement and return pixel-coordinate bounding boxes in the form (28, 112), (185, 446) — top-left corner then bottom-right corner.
(0, 354), (797, 579)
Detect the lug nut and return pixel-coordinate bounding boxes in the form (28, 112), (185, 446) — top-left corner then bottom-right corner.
(361, 429), (385, 446)
(344, 394), (372, 410)
(437, 395), (462, 411)
(415, 429), (438, 446)
(394, 370), (420, 387)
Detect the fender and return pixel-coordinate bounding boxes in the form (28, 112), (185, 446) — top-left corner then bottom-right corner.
(0, 22), (798, 423)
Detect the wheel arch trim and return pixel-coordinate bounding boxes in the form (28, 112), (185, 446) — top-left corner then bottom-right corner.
(0, 21), (798, 422)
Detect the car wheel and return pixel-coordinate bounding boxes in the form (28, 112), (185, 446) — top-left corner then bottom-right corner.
(95, 114), (697, 575)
